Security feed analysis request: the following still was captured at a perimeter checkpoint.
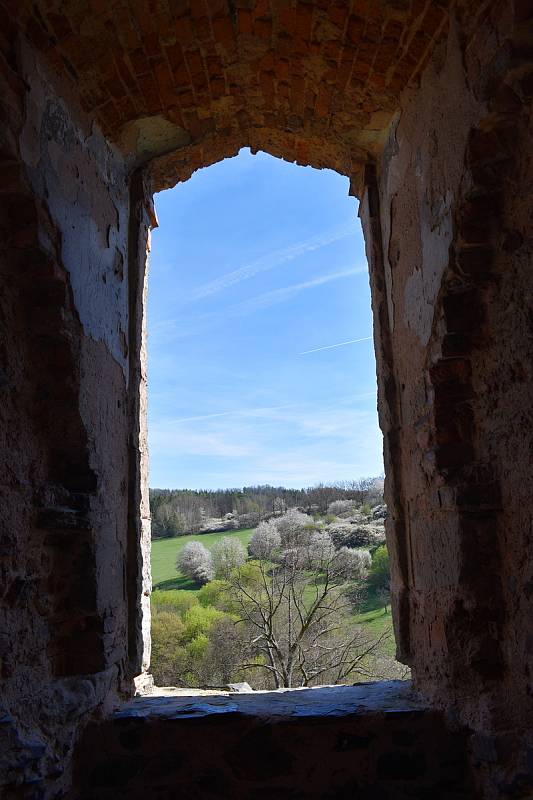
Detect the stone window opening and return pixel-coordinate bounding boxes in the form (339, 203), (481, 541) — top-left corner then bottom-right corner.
(141, 149), (401, 696)
(2, 3), (531, 796)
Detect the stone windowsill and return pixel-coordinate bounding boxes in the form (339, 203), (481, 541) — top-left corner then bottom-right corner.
(117, 680), (425, 721)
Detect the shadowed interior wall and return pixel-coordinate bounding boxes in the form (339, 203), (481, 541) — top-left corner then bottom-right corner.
(0, 40), (148, 795)
(360, 8), (533, 794)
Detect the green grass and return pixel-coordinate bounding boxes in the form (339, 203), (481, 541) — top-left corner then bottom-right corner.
(151, 528), (254, 590)
(151, 530), (398, 664)
(353, 590), (396, 656)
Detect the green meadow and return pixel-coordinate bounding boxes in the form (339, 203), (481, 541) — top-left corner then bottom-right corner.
(151, 528), (255, 591)
(151, 528), (396, 657)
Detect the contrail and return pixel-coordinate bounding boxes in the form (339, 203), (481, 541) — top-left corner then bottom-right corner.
(226, 266), (364, 316)
(166, 403), (296, 425)
(186, 224), (353, 302)
(299, 336), (372, 355)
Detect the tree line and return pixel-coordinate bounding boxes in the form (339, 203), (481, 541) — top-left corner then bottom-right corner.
(150, 478), (383, 538)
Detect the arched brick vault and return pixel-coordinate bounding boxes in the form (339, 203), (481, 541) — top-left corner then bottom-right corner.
(8, 0), (454, 184)
(1, 1), (532, 798)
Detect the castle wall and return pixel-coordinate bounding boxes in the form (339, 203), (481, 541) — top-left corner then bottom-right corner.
(360, 7), (533, 796)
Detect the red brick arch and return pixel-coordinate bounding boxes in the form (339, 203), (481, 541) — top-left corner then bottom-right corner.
(9, 0), (453, 180)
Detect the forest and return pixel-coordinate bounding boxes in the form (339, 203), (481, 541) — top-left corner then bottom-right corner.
(150, 478), (384, 538)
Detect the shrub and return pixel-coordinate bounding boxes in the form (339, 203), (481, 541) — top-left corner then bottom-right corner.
(327, 499), (356, 516)
(150, 609), (187, 686)
(211, 537), (246, 579)
(248, 520), (281, 560)
(306, 531), (336, 568)
(151, 590), (198, 615)
(182, 602), (225, 639)
(197, 579), (229, 609)
(335, 547), (371, 581)
(275, 509), (315, 548)
(177, 541), (214, 584)
(367, 545), (390, 594)
(327, 522), (385, 549)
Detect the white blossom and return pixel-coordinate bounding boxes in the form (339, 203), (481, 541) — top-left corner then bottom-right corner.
(211, 537), (246, 579)
(177, 541), (214, 584)
(248, 520), (281, 560)
(335, 547), (372, 580)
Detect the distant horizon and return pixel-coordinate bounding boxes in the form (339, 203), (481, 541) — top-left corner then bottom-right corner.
(149, 476), (385, 493)
(148, 148), (383, 489)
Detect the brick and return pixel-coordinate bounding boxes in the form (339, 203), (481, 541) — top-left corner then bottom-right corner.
(115, 56), (137, 91)
(456, 244), (494, 280)
(138, 73), (162, 113)
(254, 17), (272, 39)
(296, 3), (313, 39)
(327, 3), (348, 29)
(129, 48), (151, 76)
(193, 15), (212, 42)
(430, 358), (472, 385)
(212, 16), (235, 48)
(238, 8), (253, 34)
(315, 85), (331, 118)
(274, 58), (289, 80)
(346, 15), (365, 45)
(176, 15), (195, 45)
(443, 289), (484, 334)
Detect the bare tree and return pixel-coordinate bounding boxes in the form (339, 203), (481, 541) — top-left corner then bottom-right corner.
(226, 534), (387, 688)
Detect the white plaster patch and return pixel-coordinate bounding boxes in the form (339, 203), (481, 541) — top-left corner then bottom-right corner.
(404, 189), (454, 345)
(20, 47), (130, 378)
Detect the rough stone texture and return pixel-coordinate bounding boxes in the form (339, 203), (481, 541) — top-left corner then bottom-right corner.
(360, 6), (533, 798)
(0, 38), (146, 798)
(0, 1), (531, 798)
(6, 0), (455, 183)
(75, 682), (474, 799)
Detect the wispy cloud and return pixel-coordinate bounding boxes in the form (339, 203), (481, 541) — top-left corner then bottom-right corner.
(149, 425), (252, 458)
(160, 403), (297, 425)
(148, 402), (383, 487)
(225, 266), (365, 316)
(185, 224), (354, 303)
(150, 265), (366, 344)
(299, 336), (372, 355)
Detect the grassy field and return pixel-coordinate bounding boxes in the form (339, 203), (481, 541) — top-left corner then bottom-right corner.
(151, 528), (254, 590)
(300, 578), (396, 656)
(354, 595), (396, 656)
(151, 528), (399, 677)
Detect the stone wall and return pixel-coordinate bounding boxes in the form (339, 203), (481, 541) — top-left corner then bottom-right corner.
(0, 39), (146, 796)
(7, 0), (456, 178)
(360, 5), (533, 797)
(75, 683), (474, 800)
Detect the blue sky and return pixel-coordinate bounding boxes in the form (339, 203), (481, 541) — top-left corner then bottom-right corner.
(148, 148), (383, 489)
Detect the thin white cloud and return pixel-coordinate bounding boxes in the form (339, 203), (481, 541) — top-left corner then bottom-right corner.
(161, 403), (297, 425)
(148, 404), (384, 487)
(299, 336), (372, 355)
(149, 425), (252, 458)
(225, 266), (365, 316)
(185, 224), (354, 302)
(149, 265), (366, 343)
